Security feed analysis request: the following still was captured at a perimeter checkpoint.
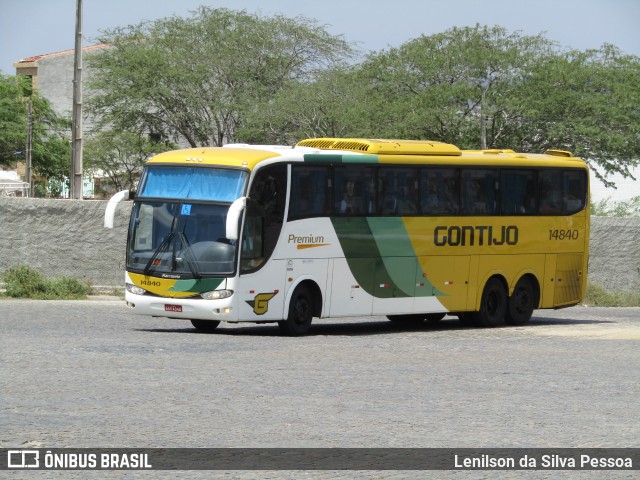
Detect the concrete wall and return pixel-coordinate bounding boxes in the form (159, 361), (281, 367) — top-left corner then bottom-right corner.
(0, 198), (132, 289)
(1, 197), (639, 292)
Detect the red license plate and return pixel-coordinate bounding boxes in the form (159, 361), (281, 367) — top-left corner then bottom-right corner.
(165, 304), (183, 313)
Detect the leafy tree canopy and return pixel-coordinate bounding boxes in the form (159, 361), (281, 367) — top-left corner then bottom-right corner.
(87, 7), (354, 147)
(0, 74), (70, 181)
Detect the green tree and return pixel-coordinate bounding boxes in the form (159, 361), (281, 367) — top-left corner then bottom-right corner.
(85, 130), (174, 194)
(336, 26), (640, 182)
(0, 74), (71, 184)
(508, 44), (640, 183)
(87, 7), (354, 147)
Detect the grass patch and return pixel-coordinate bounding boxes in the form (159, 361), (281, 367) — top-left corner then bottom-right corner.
(2, 265), (93, 300)
(583, 283), (640, 307)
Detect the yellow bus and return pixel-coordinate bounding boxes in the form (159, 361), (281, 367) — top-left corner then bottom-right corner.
(105, 138), (589, 335)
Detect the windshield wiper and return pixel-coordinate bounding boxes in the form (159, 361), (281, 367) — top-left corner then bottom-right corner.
(144, 208), (178, 275)
(144, 232), (173, 275)
(176, 231), (201, 279)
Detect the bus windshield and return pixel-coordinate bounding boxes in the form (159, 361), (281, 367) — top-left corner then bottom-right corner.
(127, 166), (248, 277)
(127, 201), (238, 277)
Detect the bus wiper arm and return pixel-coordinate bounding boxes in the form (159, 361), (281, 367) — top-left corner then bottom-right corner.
(144, 232), (173, 275)
(177, 232), (201, 279)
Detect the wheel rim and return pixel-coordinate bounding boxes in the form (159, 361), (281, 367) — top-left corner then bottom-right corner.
(514, 287), (531, 314)
(293, 297), (310, 325)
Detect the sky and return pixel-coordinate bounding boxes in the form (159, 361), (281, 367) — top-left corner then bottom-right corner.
(2, 0), (639, 199)
(1, 0), (640, 74)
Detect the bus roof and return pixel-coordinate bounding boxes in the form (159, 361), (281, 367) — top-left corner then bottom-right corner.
(145, 139), (587, 171)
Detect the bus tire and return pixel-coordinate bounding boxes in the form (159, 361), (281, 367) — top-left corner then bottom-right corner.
(190, 319), (220, 332)
(506, 277), (536, 325)
(279, 286), (313, 336)
(472, 278), (507, 327)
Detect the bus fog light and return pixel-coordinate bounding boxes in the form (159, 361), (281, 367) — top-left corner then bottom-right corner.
(201, 289), (233, 300)
(126, 283), (146, 296)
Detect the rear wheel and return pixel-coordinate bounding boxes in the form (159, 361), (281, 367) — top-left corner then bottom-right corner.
(190, 319), (220, 332)
(506, 277), (536, 325)
(278, 286), (313, 336)
(472, 278), (507, 327)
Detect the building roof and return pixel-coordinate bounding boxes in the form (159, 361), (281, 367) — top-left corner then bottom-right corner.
(15, 44), (110, 65)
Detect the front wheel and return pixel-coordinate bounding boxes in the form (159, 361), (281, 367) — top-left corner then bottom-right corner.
(190, 319), (220, 332)
(472, 278), (507, 327)
(278, 286), (313, 336)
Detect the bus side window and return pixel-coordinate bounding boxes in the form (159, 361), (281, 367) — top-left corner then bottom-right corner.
(241, 164), (287, 273)
(379, 168), (419, 216)
(539, 170), (562, 214)
(421, 168), (459, 215)
(290, 166), (329, 219)
(563, 171), (586, 214)
(333, 167), (375, 215)
(462, 170), (496, 215)
(501, 170), (536, 215)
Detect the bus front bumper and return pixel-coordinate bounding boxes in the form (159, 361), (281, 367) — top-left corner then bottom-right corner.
(124, 290), (239, 322)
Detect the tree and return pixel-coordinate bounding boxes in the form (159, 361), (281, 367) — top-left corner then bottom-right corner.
(0, 74), (71, 184)
(87, 7), (354, 147)
(85, 130), (174, 194)
(337, 26), (640, 182)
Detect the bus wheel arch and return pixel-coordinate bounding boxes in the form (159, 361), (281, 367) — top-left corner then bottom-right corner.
(279, 280), (322, 336)
(472, 275), (508, 328)
(506, 274), (540, 325)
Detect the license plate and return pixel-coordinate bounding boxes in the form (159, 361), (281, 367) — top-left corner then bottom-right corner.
(165, 304), (182, 313)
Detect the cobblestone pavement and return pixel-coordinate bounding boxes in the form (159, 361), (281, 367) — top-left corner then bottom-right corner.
(1, 300), (638, 479)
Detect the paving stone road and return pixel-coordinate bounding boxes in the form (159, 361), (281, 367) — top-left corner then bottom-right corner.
(1, 300), (639, 479)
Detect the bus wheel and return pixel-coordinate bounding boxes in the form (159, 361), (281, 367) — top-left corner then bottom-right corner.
(279, 286), (313, 336)
(190, 319), (220, 332)
(472, 278), (507, 327)
(506, 277), (535, 325)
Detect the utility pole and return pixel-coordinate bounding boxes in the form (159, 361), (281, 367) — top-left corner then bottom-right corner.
(480, 79), (488, 150)
(26, 99), (33, 197)
(70, 0), (83, 199)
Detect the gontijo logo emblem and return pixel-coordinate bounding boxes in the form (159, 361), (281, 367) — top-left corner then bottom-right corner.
(287, 234), (329, 250)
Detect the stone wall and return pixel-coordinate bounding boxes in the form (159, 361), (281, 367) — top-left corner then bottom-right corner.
(1, 197), (639, 292)
(0, 198), (132, 289)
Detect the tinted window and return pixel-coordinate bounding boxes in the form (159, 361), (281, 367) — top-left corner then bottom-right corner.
(334, 166), (376, 215)
(501, 170), (537, 215)
(378, 168), (419, 215)
(290, 166), (329, 219)
(462, 169), (497, 215)
(563, 170), (587, 214)
(421, 168), (460, 215)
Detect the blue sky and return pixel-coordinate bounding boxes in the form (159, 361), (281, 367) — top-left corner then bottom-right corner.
(2, 0), (639, 74)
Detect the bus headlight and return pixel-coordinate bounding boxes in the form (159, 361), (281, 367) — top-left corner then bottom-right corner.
(201, 289), (233, 300)
(126, 283), (146, 296)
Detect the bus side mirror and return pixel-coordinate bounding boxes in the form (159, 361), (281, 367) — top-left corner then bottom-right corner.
(104, 190), (134, 228)
(225, 197), (247, 240)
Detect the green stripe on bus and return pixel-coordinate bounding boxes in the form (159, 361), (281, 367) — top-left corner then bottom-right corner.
(331, 217), (443, 299)
(168, 277), (224, 293)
